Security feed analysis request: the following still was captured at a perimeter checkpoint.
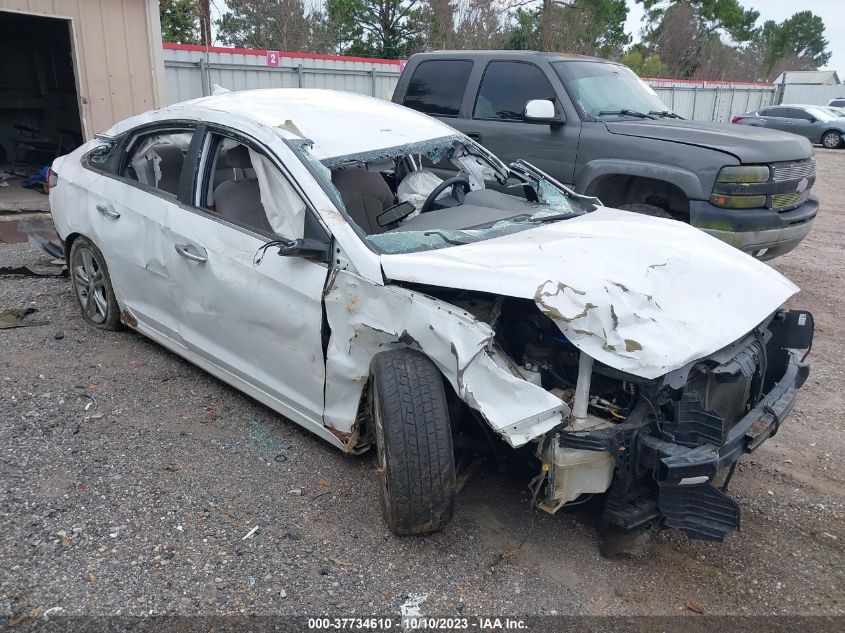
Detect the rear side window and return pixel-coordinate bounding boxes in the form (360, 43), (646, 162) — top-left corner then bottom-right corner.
(788, 108), (812, 120)
(474, 61), (556, 121)
(402, 60), (472, 117)
(123, 130), (193, 197)
(762, 107), (788, 118)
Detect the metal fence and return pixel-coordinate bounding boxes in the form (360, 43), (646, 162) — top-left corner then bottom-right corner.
(163, 45), (401, 104)
(163, 45), (776, 123)
(777, 83), (845, 107)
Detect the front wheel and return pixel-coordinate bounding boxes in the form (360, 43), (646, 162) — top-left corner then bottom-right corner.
(69, 236), (121, 330)
(821, 130), (842, 149)
(370, 349), (455, 535)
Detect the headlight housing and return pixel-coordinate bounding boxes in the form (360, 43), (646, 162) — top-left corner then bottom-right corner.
(711, 165), (771, 209)
(716, 166), (771, 184)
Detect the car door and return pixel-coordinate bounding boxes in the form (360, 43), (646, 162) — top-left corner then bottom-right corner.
(83, 125), (195, 340)
(163, 126), (329, 422)
(758, 107), (790, 132)
(783, 107), (816, 141)
(455, 60), (578, 186)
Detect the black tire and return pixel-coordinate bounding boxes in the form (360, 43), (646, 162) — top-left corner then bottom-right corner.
(68, 236), (122, 331)
(370, 348), (455, 535)
(618, 202), (674, 219)
(821, 130), (842, 149)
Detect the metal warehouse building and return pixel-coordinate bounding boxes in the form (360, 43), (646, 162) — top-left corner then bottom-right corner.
(0, 0), (166, 174)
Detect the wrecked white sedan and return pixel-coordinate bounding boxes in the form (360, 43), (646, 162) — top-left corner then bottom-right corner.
(49, 89), (813, 541)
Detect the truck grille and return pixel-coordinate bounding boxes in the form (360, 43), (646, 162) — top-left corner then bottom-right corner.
(772, 159), (815, 182)
(772, 190), (810, 210)
(769, 159), (815, 211)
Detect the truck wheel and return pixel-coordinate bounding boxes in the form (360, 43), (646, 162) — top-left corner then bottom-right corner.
(821, 130), (842, 149)
(69, 236), (122, 331)
(618, 203), (674, 219)
(370, 348), (455, 535)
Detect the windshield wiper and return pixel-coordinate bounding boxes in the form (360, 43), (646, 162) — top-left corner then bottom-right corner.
(649, 110), (682, 119)
(528, 212), (579, 224)
(596, 109), (656, 119)
(423, 230), (470, 246)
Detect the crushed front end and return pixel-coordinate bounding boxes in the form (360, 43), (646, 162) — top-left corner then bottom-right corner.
(503, 306), (814, 541)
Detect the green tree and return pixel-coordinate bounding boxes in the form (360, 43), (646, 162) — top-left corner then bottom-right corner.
(216, 0), (321, 52)
(638, 0), (759, 42)
(326, 0), (427, 59)
(159, 0), (200, 44)
(505, 0), (629, 58)
(757, 11), (830, 79)
(621, 44), (666, 77)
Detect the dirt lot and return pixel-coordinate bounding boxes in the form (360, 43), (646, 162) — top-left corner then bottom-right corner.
(1, 150), (843, 621)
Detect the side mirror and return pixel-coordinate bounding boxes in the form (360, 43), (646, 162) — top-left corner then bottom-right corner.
(277, 211), (332, 262)
(278, 237), (332, 261)
(523, 99), (558, 124)
(808, 117), (817, 123)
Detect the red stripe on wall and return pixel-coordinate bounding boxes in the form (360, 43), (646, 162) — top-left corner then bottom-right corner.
(163, 42), (402, 66)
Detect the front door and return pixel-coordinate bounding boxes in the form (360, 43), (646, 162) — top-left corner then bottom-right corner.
(164, 129), (329, 422)
(450, 60), (580, 186)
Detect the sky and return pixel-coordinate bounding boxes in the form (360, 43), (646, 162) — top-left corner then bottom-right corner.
(624, 0), (844, 77)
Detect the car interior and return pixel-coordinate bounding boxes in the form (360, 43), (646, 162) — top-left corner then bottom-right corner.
(328, 155), (545, 236)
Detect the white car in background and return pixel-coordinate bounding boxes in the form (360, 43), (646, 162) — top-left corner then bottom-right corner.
(49, 89), (813, 542)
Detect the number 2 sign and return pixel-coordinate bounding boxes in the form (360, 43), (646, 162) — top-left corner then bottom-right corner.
(266, 51), (280, 67)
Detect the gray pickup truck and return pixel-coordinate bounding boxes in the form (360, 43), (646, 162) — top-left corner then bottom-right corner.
(392, 51), (818, 259)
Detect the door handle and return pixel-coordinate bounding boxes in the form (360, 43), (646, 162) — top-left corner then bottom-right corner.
(96, 203), (120, 219)
(174, 243), (208, 263)
(466, 132), (482, 143)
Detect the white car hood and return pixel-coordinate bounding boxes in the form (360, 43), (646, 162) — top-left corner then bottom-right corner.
(380, 208), (798, 379)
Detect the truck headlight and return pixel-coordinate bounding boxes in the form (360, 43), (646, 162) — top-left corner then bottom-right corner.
(716, 166), (770, 183)
(710, 193), (768, 209)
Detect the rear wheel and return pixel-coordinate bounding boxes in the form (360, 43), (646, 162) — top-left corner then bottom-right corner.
(821, 130), (842, 149)
(370, 349), (455, 535)
(69, 236), (121, 330)
(618, 202), (674, 219)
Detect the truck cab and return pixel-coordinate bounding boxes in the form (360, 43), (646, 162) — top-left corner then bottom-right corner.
(392, 51), (818, 260)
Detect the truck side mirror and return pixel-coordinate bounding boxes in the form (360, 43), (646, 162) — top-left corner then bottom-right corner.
(523, 99), (562, 125)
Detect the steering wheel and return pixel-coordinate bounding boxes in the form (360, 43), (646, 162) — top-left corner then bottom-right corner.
(420, 176), (472, 214)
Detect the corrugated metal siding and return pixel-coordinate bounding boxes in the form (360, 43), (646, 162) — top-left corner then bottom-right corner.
(163, 47), (774, 124)
(163, 46), (402, 105)
(780, 84), (845, 107)
(651, 84), (775, 122)
(0, 0), (164, 137)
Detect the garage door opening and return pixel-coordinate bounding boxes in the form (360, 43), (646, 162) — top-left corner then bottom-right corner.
(0, 10), (83, 214)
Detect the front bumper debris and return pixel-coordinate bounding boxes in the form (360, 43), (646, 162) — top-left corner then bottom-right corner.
(550, 310), (813, 541)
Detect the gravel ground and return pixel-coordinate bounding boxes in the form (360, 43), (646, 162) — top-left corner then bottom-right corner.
(1, 150), (843, 621)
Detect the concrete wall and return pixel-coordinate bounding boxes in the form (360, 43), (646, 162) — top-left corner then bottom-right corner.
(0, 0), (166, 138)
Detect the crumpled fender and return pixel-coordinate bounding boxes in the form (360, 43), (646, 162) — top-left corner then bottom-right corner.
(322, 270), (567, 448)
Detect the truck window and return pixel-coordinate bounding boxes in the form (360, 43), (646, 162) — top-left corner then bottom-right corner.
(474, 61), (556, 121)
(402, 60), (473, 117)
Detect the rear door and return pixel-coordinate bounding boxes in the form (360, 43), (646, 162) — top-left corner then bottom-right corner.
(83, 125), (195, 339)
(758, 107), (792, 133)
(163, 126), (329, 422)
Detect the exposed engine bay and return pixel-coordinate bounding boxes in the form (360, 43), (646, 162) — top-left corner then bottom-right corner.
(410, 287), (814, 540)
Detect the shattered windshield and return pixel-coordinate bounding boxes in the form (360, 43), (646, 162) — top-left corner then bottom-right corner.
(291, 135), (594, 255)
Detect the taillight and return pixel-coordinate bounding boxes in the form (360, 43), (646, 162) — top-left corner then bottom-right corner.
(46, 168), (58, 192)
(731, 116), (743, 124)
